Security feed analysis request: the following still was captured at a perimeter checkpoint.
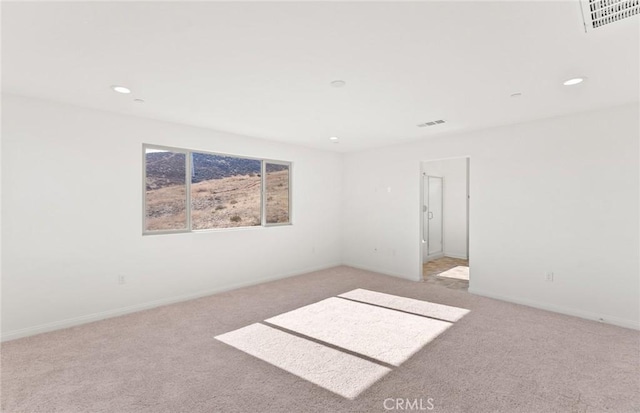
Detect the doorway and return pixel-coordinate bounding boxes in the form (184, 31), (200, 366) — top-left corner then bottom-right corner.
(423, 175), (444, 260)
(420, 157), (470, 290)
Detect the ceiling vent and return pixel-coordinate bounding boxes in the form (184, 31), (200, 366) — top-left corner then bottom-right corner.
(580, 0), (639, 32)
(417, 119), (445, 127)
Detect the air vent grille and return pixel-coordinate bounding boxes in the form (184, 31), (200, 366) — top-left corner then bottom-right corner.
(418, 120), (445, 127)
(581, 0), (639, 30)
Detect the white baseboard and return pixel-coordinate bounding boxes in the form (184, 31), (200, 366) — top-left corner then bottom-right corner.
(1, 263), (341, 342)
(468, 287), (640, 331)
(444, 253), (468, 260)
(344, 263), (420, 282)
(423, 252), (444, 262)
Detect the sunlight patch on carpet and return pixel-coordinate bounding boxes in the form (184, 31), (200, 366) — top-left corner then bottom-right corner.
(338, 289), (470, 322)
(265, 297), (452, 366)
(216, 290), (469, 399)
(215, 323), (391, 399)
(435, 266), (469, 281)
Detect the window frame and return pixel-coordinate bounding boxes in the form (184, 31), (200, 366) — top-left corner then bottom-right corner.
(142, 143), (292, 235)
(142, 144), (191, 235)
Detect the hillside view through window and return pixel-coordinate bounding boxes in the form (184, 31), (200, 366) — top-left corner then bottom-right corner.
(144, 148), (188, 231)
(144, 145), (291, 233)
(191, 153), (262, 230)
(265, 163), (290, 224)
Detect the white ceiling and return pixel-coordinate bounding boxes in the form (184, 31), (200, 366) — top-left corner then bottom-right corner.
(2, 1), (638, 152)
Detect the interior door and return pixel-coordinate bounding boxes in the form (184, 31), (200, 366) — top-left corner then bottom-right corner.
(427, 176), (443, 255)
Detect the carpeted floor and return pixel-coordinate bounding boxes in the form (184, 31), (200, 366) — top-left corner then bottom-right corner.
(2, 266), (639, 413)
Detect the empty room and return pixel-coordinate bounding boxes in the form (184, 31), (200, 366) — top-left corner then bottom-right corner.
(1, 1), (638, 412)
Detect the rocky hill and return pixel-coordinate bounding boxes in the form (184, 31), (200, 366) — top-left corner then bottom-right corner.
(145, 151), (263, 190)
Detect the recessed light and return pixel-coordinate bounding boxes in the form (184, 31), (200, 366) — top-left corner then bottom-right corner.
(133, 98), (145, 103)
(329, 136), (339, 142)
(111, 85), (131, 94)
(563, 77), (585, 86)
(330, 80), (346, 88)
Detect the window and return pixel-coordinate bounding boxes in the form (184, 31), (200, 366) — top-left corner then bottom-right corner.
(144, 147), (188, 232)
(191, 152), (261, 230)
(143, 144), (291, 234)
(265, 162), (291, 225)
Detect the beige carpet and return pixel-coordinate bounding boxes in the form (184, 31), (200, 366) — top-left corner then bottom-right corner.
(2, 266), (639, 412)
(216, 323), (392, 400)
(263, 296), (453, 367)
(339, 288), (469, 322)
(216, 290), (468, 398)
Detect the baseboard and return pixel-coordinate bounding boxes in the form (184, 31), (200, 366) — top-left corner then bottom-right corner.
(468, 287), (640, 331)
(444, 253), (468, 260)
(423, 252), (444, 262)
(344, 263), (420, 282)
(1, 263), (341, 342)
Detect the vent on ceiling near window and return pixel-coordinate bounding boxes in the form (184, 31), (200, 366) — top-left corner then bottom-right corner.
(418, 120), (445, 127)
(580, 0), (639, 31)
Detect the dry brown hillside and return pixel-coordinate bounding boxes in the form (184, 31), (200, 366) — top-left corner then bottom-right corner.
(145, 170), (289, 231)
(265, 169), (290, 224)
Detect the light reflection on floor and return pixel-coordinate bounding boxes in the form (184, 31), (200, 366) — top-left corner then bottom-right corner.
(436, 266), (470, 281)
(215, 289), (469, 399)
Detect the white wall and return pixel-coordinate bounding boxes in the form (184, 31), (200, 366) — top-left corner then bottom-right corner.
(3, 96), (638, 337)
(422, 158), (468, 261)
(1, 95), (343, 340)
(344, 103), (639, 329)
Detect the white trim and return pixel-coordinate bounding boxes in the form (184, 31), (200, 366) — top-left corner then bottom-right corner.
(468, 287), (640, 331)
(424, 252), (445, 262)
(344, 264), (421, 282)
(466, 157), (470, 263)
(261, 159), (266, 226)
(443, 253), (468, 260)
(1, 263), (341, 342)
(186, 148), (192, 230)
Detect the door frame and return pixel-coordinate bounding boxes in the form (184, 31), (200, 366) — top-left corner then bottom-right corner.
(419, 157), (470, 279)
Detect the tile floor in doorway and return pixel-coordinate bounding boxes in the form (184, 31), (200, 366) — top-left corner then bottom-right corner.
(423, 257), (469, 290)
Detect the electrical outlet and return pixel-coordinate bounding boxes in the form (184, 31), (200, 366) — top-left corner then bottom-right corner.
(118, 275), (126, 285)
(545, 271), (554, 282)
